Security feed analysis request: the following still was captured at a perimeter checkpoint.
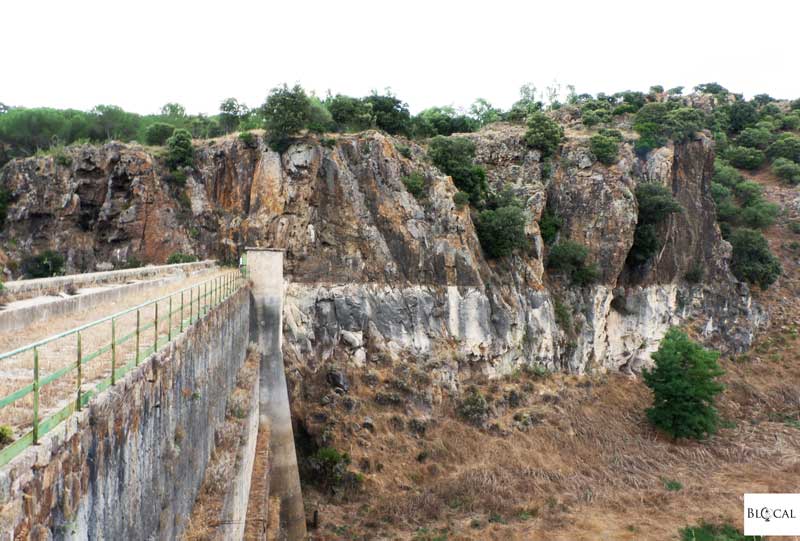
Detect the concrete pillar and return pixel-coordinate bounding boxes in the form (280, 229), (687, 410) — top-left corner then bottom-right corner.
(247, 249), (307, 541)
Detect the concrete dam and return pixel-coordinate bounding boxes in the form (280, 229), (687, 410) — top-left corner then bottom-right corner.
(0, 250), (305, 540)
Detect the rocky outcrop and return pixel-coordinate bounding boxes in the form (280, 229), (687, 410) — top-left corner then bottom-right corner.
(0, 124), (763, 377)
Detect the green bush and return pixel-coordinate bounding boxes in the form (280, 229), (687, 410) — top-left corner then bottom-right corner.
(724, 146), (765, 170)
(453, 191), (470, 208)
(684, 263), (705, 284)
(0, 188), (10, 227)
(144, 122), (175, 145)
(538, 207), (562, 245)
(589, 134), (619, 165)
(402, 172), (426, 199)
(643, 328), (724, 440)
(628, 184), (682, 265)
(633, 103), (705, 154)
(325, 94), (374, 132)
(167, 252), (198, 264)
(22, 250), (65, 278)
(263, 84), (314, 152)
(712, 160), (744, 188)
(729, 228), (781, 289)
(238, 131), (257, 148)
(427, 136), (487, 205)
(726, 100), (759, 133)
(306, 447), (361, 491)
(735, 127), (772, 150)
(165, 129), (193, 169)
(476, 204), (528, 258)
(547, 241), (599, 286)
(457, 388), (490, 426)
(733, 180), (763, 206)
(790, 221), (800, 235)
(523, 112), (563, 158)
(766, 133), (800, 162)
(363, 93), (411, 135)
(0, 425), (12, 447)
(740, 200), (779, 229)
(772, 157), (800, 184)
(413, 106), (478, 137)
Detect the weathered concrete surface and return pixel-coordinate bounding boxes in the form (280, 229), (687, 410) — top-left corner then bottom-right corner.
(0, 260), (215, 304)
(0, 286), (250, 540)
(249, 249), (306, 541)
(219, 357), (261, 541)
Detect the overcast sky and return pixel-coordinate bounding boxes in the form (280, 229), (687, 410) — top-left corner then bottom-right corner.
(3, 0), (797, 115)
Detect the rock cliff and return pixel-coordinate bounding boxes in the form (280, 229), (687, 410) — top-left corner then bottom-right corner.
(0, 123), (764, 377)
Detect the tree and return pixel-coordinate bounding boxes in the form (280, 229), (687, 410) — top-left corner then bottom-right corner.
(325, 94), (373, 131)
(165, 129), (193, 169)
(262, 84), (313, 152)
(725, 101), (758, 133)
(363, 92), (411, 135)
(507, 83), (543, 121)
(729, 228), (782, 289)
(21, 250), (65, 278)
(160, 102), (186, 118)
(427, 136), (487, 205)
(413, 106), (478, 138)
(476, 203), (528, 258)
(547, 241), (599, 286)
(694, 82), (727, 95)
(735, 127), (773, 150)
(590, 134), (619, 165)
(219, 98), (247, 133)
(469, 98), (502, 127)
(143, 122), (175, 145)
(90, 105), (140, 141)
(772, 157), (800, 184)
(524, 112), (563, 158)
(642, 328), (724, 440)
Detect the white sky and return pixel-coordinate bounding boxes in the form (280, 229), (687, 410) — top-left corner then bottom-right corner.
(3, 0), (798, 115)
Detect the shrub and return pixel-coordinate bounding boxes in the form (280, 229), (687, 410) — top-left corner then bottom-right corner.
(684, 263), (704, 284)
(766, 133), (800, 162)
(772, 157), (800, 184)
(538, 207), (562, 245)
(427, 136), (488, 205)
(523, 112), (563, 158)
(633, 103), (705, 154)
(263, 84), (313, 152)
(0, 188), (10, 227)
(167, 252), (198, 264)
(726, 100), (759, 133)
(712, 160), (744, 188)
(547, 241), (599, 286)
(453, 191), (470, 208)
(628, 183), (682, 265)
(413, 106), (478, 137)
(663, 479), (683, 492)
(238, 131), (257, 148)
(724, 146), (764, 170)
(729, 228), (781, 289)
(643, 328), (724, 440)
(307, 447), (359, 491)
(735, 127), (772, 150)
(733, 180), (763, 206)
(396, 144), (412, 159)
(740, 200), (779, 229)
(144, 122), (175, 145)
(553, 299), (572, 332)
(694, 82), (727, 95)
(325, 94), (374, 132)
(790, 221), (800, 235)
(402, 172), (426, 199)
(0, 425), (12, 447)
(22, 250), (65, 278)
(589, 134), (619, 165)
(476, 204), (528, 258)
(165, 129), (193, 169)
(457, 388), (490, 426)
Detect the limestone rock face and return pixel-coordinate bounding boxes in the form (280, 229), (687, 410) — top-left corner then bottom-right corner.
(0, 125), (763, 375)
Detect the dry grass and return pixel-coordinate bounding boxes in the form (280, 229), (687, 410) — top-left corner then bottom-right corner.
(184, 349), (258, 541)
(0, 268), (230, 432)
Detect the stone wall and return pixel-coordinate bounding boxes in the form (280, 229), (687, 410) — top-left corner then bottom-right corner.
(0, 286), (250, 540)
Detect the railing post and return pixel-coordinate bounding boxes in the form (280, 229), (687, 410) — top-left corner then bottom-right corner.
(111, 317), (116, 385)
(189, 287), (193, 325)
(168, 296), (173, 341)
(204, 282), (207, 316)
(154, 301), (159, 353)
(135, 309), (140, 366)
(180, 291), (184, 332)
(76, 332), (82, 411)
(197, 286), (200, 320)
(33, 347), (39, 444)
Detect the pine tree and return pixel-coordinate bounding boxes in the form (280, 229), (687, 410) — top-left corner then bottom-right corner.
(642, 328), (724, 440)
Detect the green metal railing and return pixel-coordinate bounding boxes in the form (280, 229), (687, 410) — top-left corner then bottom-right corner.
(0, 266), (249, 467)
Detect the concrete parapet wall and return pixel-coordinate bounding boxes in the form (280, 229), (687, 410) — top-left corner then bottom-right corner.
(0, 260), (216, 304)
(0, 286), (250, 540)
